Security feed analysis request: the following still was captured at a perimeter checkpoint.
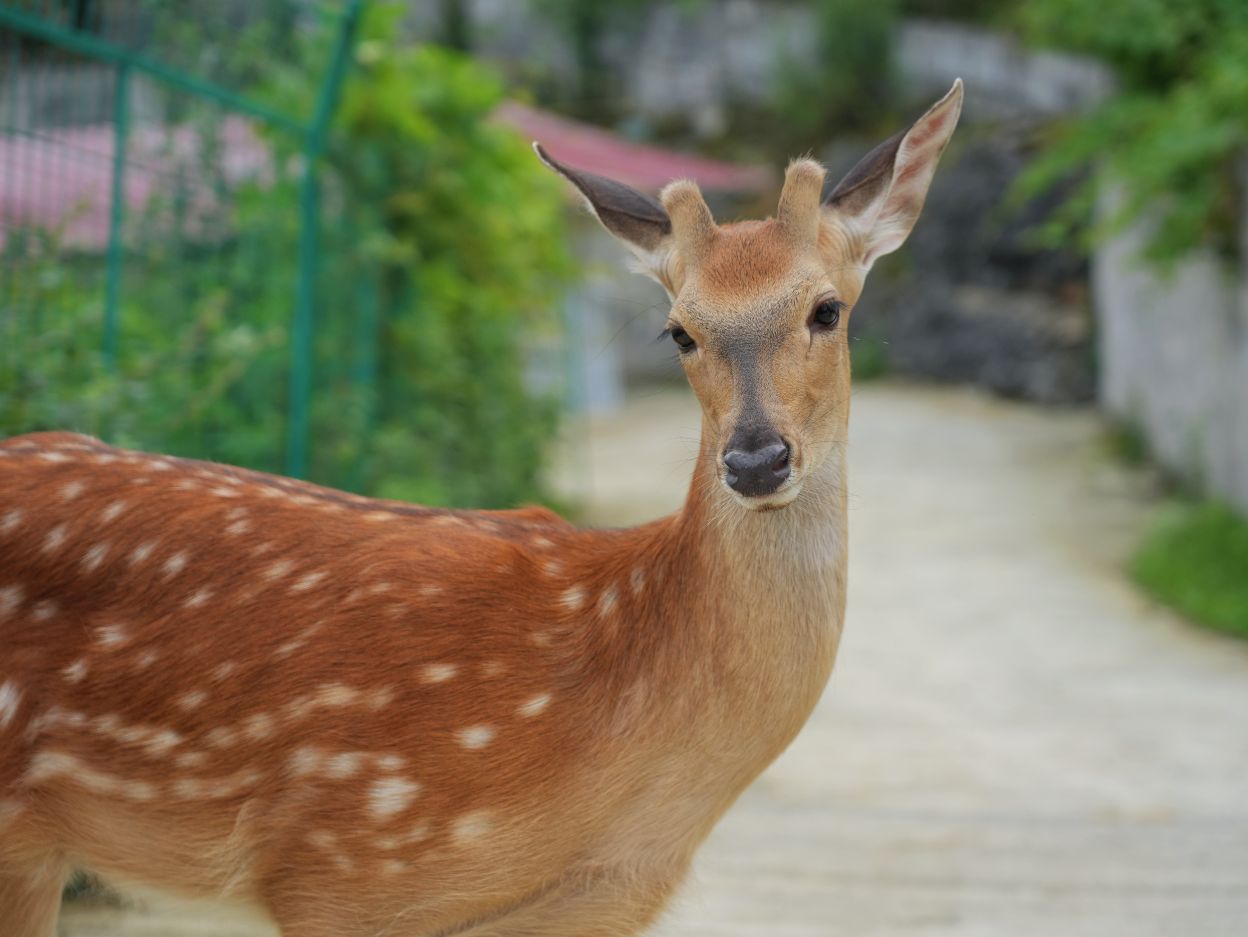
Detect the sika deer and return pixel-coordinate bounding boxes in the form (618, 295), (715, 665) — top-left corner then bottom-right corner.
(0, 81), (962, 936)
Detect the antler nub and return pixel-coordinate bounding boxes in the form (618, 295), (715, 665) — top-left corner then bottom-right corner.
(776, 158), (827, 249)
(660, 179), (717, 265)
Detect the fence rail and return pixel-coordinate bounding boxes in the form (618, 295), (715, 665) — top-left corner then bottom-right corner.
(0, 0), (363, 476)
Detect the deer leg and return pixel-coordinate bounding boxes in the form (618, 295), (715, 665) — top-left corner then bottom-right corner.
(0, 860), (68, 937)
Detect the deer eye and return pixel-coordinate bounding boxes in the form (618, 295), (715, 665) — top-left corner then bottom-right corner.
(670, 327), (696, 352)
(811, 300), (843, 331)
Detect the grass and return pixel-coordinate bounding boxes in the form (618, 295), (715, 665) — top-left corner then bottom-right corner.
(1131, 500), (1248, 639)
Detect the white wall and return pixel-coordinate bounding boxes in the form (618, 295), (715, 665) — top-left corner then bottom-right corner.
(1094, 185), (1248, 512)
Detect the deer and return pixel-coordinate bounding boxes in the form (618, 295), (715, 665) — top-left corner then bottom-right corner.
(0, 80), (962, 937)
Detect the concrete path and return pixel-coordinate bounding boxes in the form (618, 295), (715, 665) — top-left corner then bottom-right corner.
(62, 383), (1248, 935)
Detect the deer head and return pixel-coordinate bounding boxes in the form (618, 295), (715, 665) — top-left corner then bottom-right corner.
(537, 80), (962, 511)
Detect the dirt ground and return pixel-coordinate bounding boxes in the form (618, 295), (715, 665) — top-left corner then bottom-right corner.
(60, 382), (1248, 936)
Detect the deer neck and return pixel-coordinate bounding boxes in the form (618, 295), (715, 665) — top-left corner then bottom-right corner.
(649, 422), (849, 758)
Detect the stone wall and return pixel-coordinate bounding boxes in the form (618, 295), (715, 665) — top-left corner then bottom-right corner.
(1094, 185), (1248, 513)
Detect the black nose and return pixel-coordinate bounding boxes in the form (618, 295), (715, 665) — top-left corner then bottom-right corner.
(722, 439), (791, 497)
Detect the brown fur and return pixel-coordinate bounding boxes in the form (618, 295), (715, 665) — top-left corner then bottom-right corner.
(0, 81), (961, 937)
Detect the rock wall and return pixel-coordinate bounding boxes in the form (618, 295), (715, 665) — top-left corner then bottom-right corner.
(1094, 185), (1248, 513)
(851, 124), (1095, 404)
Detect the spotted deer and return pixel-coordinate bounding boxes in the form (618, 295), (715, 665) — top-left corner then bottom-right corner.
(0, 81), (962, 936)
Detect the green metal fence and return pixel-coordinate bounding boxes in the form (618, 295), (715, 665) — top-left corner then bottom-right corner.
(0, 0), (363, 477)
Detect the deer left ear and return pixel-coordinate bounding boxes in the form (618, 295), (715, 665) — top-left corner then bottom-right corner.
(824, 79), (963, 271)
(533, 142), (683, 294)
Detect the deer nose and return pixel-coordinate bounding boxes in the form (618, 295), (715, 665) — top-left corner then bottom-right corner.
(722, 440), (791, 497)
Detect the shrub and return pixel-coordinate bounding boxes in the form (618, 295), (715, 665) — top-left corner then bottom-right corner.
(0, 6), (575, 509)
(1016, 0), (1248, 263)
(1131, 500), (1248, 639)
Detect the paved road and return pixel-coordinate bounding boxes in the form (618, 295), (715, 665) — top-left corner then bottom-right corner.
(63, 383), (1248, 936)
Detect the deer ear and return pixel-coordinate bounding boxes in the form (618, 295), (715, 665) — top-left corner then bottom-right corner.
(824, 79), (963, 271)
(534, 143), (679, 292)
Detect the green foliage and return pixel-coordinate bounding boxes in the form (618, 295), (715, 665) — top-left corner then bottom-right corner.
(0, 6), (575, 509)
(772, 0), (899, 141)
(1103, 420), (1150, 468)
(316, 10), (576, 506)
(1016, 0), (1248, 263)
(1132, 500), (1248, 638)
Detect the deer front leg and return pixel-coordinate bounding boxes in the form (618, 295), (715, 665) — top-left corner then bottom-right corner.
(0, 859), (68, 937)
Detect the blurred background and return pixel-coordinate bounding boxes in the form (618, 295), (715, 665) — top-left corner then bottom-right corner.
(1, 1), (1246, 934)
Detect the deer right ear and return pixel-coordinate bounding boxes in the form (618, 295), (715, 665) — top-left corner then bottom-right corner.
(534, 143), (680, 294)
(822, 79), (963, 272)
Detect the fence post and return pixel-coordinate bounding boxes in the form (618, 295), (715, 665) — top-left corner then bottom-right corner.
(102, 60), (129, 374)
(284, 0), (363, 478)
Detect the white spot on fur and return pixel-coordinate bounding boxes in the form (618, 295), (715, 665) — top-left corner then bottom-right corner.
(30, 600), (56, 622)
(183, 587), (213, 608)
(62, 659), (88, 683)
(0, 585), (21, 620)
(531, 535), (553, 549)
(37, 451), (69, 463)
(149, 459), (173, 472)
(212, 661), (238, 681)
(100, 501), (127, 523)
(561, 586), (585, 610)
(60, 481), (85, 500)
(242, 712), (274, 741)
(598, 586), (618, 615)
(81, 542), (110, 572)
(129, 541), (156, 565)
(176, 690), (207, 711)
(96, 624), (128, 649)
(171, 768), (260, 800)
(0, 681), (21, 728)
(369, 777), (421, 819)
(290, 571), (326, 593)
(480, 660), (506, 678)
(375, 754), (406, 772)
(452, 811), (492, 843)
(366, 687), (395, 710)
(162, 551), (189, 577)
(458, 725), (495, 750)
(42, 524), (68, 553)
(418, 582), (442, 598)
(205, 726), (238, 749)
(142, 728), (183, 756)
(630, 567), (646, 595)
(134, 649), (159, 670)
(289, 747), (323, 777)
(0, 509), (22, 533)
(209, 486), (240, 498)
(225, 518), (251, 535)
(25, 751), (151, 800)
(518, 693), (552, 718)
(175, 751), (208, 769)
(263, 559), (293, 580)
(316, 684), (359, 707)
(421, 663), (458, 684)
(324, 752), (365, 779)
(382, 859), (407, 874)
(543, 559), (564, 577)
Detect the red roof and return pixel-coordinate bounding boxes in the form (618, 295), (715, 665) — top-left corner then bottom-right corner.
(495, 101), (771, 194)
(0, 117), (266, 252)
(0, 103), (769, 252)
